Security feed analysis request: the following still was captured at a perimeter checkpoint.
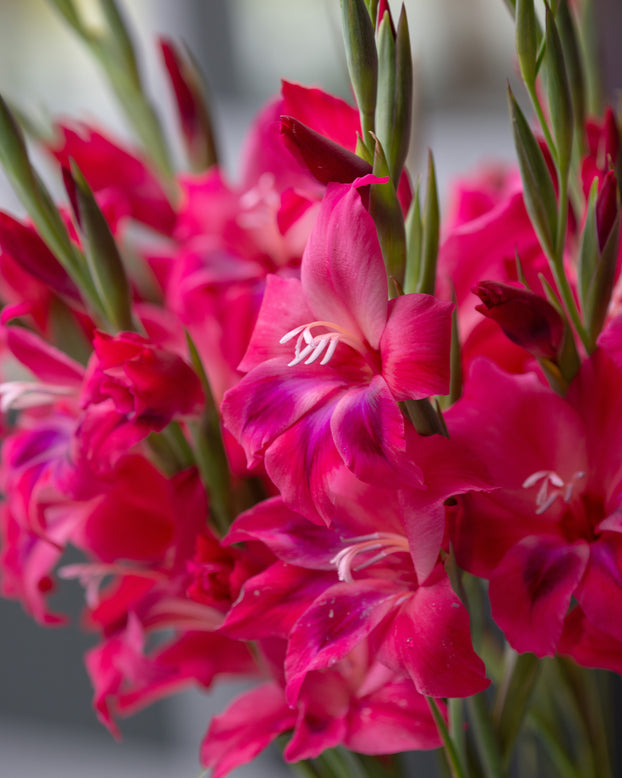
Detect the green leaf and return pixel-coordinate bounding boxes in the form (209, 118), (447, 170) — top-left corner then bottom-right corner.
(516, 0), (539, 89)
(67, 161), (134, 332)
(404, 179), (422, 295)
(416, 150), (439, 296)
(508, 86), (557, 257)
(544, 6), (573, 177)
(369, 134), (406, 285)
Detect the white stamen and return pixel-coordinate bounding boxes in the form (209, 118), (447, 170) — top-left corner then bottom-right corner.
(522, 469), (586, 514)
(279, 320), (367, 367)
(330, 532), (409, 583)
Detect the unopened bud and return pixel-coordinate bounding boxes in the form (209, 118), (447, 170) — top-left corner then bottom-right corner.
(280, 115), (372, 184)
(473, 281), (564, 360)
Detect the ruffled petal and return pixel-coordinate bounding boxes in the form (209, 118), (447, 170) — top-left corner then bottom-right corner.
(381, 293), (453, 400)
(301, 180), (388, 349)
(490, 537), (589, 656)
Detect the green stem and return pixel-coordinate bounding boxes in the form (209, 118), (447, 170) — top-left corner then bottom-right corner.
(527, 83), (557, 168)
(427, 697), (470, 778)
(466, 693), (505, 778)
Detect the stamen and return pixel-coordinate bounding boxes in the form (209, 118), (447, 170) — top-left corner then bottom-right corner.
(330, 532), (410, 582)
(279, 320), (367, 366)
(522, 470), (586, 514)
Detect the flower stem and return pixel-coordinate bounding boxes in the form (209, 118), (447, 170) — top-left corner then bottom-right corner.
(466, 693), (506, 778)
(427, 697), (470, 778)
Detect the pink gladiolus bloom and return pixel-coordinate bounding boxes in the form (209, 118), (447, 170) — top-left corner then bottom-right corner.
(449, 352), (622, 660)
(201, 640), (444, 777)
(222, 176), (452, 522)
(222, 481), (489, 703)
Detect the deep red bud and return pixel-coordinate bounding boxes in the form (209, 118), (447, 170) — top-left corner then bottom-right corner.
(160, 39), (199, 146)
(603, 107), (620, 167)
(0, 211), (79, 299)
(280, 115), (372, 185)
(62, 164), (81, 229)
(473, 281), (565, 360)
(596, 170), (619, 251)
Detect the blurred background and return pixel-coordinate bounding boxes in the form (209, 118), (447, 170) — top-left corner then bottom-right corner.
(0, 0), (518, 776)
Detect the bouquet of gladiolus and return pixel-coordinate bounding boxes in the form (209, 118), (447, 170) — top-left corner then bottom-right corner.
(1, 0), (621, 775)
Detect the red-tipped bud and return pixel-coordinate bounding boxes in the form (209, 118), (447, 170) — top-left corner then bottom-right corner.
(376, 0), (395, 34)
(603, 107), (620, 166)
(596, 170), (619, 251)
(473, 281), (565, 360)
(280, 115), (372, 185)
(159, 38), (218, 171)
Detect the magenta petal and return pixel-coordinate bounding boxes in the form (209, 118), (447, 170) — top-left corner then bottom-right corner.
(381, 294), (453, 400)
(285, 581), (398, 705)
(222, 359), (345, 470)
(490, 537), (589, 656)
(575, 539), (622, 643)
(331, 375), (420, 485)
(226, 497), (343, 568)
(347, 679), (443, 753)
(200, 683), (296, 777)
(560, 607), (622, 674)
(223, 562), (333, 640)
(6, 327), (85, 386)
(284, 707), (347, 762)
(301, 181), (388, 349)
(264, 400), (345, 524)
(381, 571), (489, 698)
(238, 274), (313, 372)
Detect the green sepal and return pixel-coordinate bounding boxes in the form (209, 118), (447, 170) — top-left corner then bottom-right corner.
(416, 150), (439, 296)
(49, 0), (174, 186)
(186, 333), (233, 537)
(161, 40), (219, 173)
(516, 0), (539, 90)
(449, 298), (462, 405)
(544, 6), (573, 177)
(341, 0), (378, 144)
(538, 274), (580, 391)
(403, 179), (422, 295)
(368, 134), (406, 286)
(374, 7), (413, 183)
(508, 86), (558, 257)
(67, 160), (134, 332)
(585, 213), (620, 349)
(577, 178), (599, 315)
(556, 0), (586, 143)
(0, 94), (99, 309)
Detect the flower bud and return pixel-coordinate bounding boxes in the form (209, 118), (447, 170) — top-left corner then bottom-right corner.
(280, 115), (372, 184)
(473, 281), (564, 360)
(159, 38), (218, 172)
